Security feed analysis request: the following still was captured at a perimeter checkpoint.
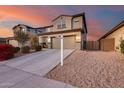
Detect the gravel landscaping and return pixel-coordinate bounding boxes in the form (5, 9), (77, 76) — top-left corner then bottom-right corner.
(46, 50), (124, 88)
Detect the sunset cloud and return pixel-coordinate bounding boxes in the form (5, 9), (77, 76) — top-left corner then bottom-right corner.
(0, 5), (124, 40)
(0, 28), (13, 37)
(0, 6), (50, 26)
(87, 19), (105, 40)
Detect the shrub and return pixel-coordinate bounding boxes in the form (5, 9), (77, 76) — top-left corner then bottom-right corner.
(13, 47), (20, 53)
(30, 35), (39, 49)
(21, 46), (30, 53)
(0, 44), (15, 61)
(13, 27), (30, 47)
(120, 40), (124, 53)
(35, 45), (42, 51)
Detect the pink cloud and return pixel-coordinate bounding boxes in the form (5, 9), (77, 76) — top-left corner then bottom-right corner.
(0, 6), (73, 37)
(0, 6), (71, 26)
(0, 14), (6, 20)
(87, 19), (105, 40)
(0, 6), (51, 26)
(0, 28), (13, 37)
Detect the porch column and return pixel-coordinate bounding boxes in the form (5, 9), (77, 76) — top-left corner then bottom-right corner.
(60, 35), (64, 66)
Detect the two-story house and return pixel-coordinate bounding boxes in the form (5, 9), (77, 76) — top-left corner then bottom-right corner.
(8, 13), (87, 50)
(38, 13), (87, 50)
(8, 24), (53, 46)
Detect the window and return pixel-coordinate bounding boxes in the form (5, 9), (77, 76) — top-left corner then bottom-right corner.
(62, 24), (66, 28)
(57, 24), (61, 29)
(61, 20), (66, 28)
(57, 19), (66, 29)
(47, 28), (51, 32)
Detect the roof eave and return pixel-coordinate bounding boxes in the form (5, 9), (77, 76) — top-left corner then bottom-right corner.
(38, 28), (82, 36)
(98, 21), (124, 41)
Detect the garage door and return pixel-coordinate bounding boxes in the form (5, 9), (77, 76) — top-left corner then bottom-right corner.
(100, 38), (115, 51)
(52, 36), (76, 49)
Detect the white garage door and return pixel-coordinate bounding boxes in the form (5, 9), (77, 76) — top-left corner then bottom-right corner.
(52, 36), (76, 49)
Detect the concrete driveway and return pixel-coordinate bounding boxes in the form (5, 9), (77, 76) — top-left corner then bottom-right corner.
(0, 49), (75, 88)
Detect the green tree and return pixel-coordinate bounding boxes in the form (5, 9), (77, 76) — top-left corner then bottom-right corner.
(120, 40), (124, 53)
(13, 27), (30, 47)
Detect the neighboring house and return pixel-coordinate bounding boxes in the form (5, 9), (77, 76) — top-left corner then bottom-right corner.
(0, 38), (6, 44)
(6, 37), (18, 47)
(38, 13), (87, 50)
(99, 21), (124, 51)
(8, 24), (53, 47)
(12, 24), (53, 34)
(8, 13), (87, 50)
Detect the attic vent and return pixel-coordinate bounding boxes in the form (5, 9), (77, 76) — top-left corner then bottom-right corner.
(74, 20), (79, 22)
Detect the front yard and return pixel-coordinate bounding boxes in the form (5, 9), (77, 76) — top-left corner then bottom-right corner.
(46, 50), (124, 88)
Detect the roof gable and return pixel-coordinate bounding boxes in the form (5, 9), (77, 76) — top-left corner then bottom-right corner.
(52, 15), (72, 22)
(99, 21), (124, 40)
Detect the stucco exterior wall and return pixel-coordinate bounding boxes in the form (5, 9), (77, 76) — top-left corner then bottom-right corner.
(52, 16), (72, 31)
(38, 32), (82, 49)
(39, 32), (81, 42)
(52, 16), (83, 32)
(9, 40), (18, 47)
(9, 40), (32, 47)
(72, 16), (83, 29)
(104, 26), (124, 51)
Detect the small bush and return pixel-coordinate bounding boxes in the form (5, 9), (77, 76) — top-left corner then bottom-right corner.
(0, 44), (15, 61)
(35, 45), (42, 51)
(30, 36), (39, 49)
(120, 40), (124, 53)
(13, 47), (20, 53)
(21, 46), (30, 53)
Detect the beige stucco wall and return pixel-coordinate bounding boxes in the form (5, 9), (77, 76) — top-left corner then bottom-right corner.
(39, 32), (81, 43)
(104, 26), (124, 51)
(38, 32), (81, 49)
(72, 16), (83, 29)
(52, 16), (83, 32)
(9, 39), (31, 47)
(9, 40), (19, 47)
(52, 16), (72, 31)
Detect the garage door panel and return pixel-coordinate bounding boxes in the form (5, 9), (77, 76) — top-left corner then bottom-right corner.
(101, 38), (115, 51)
(63, 36), (76, 49)
(52, 38), (60, 49)
(52, 36), (76, 49)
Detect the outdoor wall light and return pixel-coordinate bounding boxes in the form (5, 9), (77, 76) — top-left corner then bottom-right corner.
(47, 37), (51, 43)
(22, 28), (27, 33)
(76, 35), (81, 42)
(22, 28), (25, 31)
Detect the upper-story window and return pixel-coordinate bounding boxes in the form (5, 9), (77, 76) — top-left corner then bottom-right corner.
(57, 19), (66, 29)
(47, 28), (51, 32)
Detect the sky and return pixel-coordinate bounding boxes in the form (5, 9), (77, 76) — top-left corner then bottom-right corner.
(0, 5), (124, 40)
